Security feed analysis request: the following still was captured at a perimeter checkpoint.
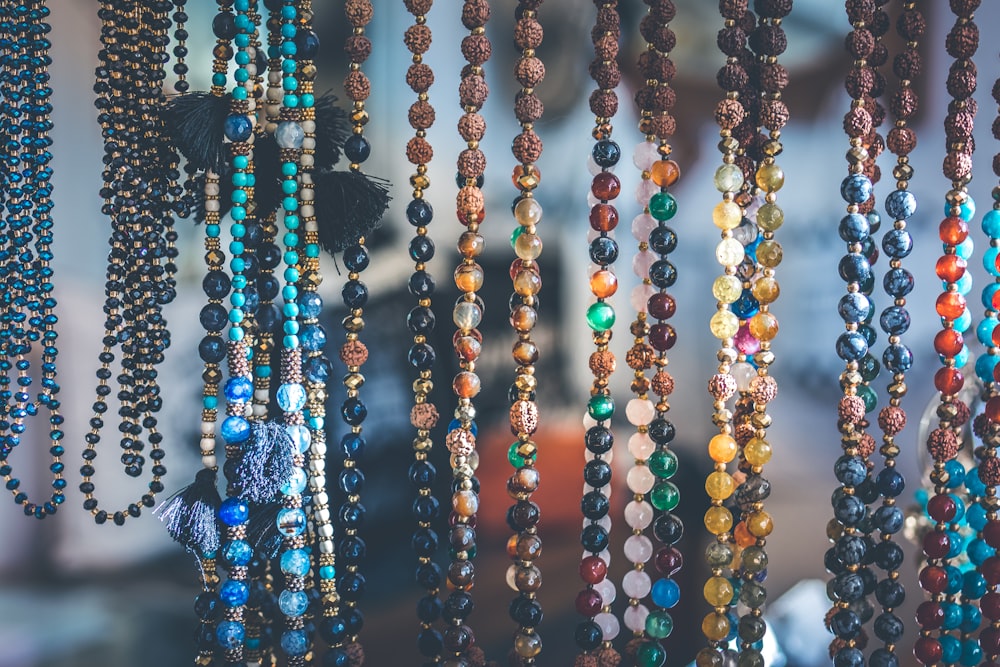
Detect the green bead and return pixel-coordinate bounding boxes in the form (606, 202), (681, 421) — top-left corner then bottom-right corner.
(508, 442), (526, 468)
(649, 192), (677, 221)
(858, 354), (880, 382)
(645, 610), (674, 640)
(636, 639), (667, 667)
(586, 301), (615, 331)
(650, 481), (680, 511)
(648, 449), (678, 479)
(588, 394), (614, 421)
(510, 225), (524, 248)
(857, 383), (877, 413)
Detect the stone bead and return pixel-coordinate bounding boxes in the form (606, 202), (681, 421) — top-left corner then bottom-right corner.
(706, 471), (735, 500)
(714, 164), (744, 192)
(594, 578), (617, 606)
(628, 432), (655, 459)
(627, 465), (655, 494)
(731, 362), (756, 392)
(710, 310), (739, 340)
(624, 535), (653, 563)
(713, 201), (742, 230)
(713, 275), (742, 304)
(626, 398), (655, 426)
(624, 604), (650, 633)
(633, 141), (659, 170)
(633, 249), (657, 279)
(631, 284), (656, 313)
(716, 238), (744, 266)
(632, 213), (656, 241)
(704, 506), (733, 535)
(595, 612), (620, 640)
(708, 434), (737, 463)
(625, 500), (654, 530)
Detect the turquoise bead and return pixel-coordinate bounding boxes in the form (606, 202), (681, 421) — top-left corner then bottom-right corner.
(284, 214), (299, 229)
(282, 180), (297, 195)
(945, 195), (975, 221)
(231, 190), (248, 204)
(230, 292), (245, 308)
(283, 320), (300, 335)
(282, 162), (298, 176)
(985, 246), (1000, 276)
(206, 224), (220, 238)
(231, 258), (245, 273)
(229, 241), (245, 255)
(940, 635), (961, 664)
(235, 52), (250, 65)
(281, 4), (296, 18)
(231, 223), (246, 238)
(283, 334), (299, 349)
(282, 285), (298, 301)
(301, 93), (314, 107)
(976, 353), (999, 383)
(231, 173), (248, 187)
(952, 308), (972, 333)
(230, 205), (246, 221)
(283, 196), (298, 211)
(320, 565), (335, 580)
(983, 283), (1000, 310)
(283, 94), (299, 108)
(283, 232), (298, 247)
(283, 75), (297, 91)
(212, 73), (226, 87)
(984, 209), (1000, 237)
(234, 69), (249, 83)
(232, 275), (248, 289)
(235, 34), (250, 48)
(306, 244), (320, 258)
(283, 303), (299, 318)
(232, 87), (247, 101)
(278, 590), (308, 617)
(229, 327), (244, 342)
(977, 317), (997, 346)
(233, 156), (249, 170)
(281, 24), (296, 40)
(203, 396), (218, 410)
(286, 424), (311, 453)
(280, 548), (310, 576)
(284, 251), (298, 266)
(955, 237), (974, 259)
(284, 267), (300, 283)
(282, 59), (296, 74)
(280, 41), (296, 56)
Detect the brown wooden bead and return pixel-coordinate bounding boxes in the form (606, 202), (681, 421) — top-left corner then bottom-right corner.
(404, 25), (432, 55)
(514, 17), (543, 49)
(461, 34), (492, 66)
(406, 63), (434, 93)
(344, 0), (373, 27)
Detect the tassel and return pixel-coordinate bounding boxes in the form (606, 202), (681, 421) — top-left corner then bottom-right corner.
(313, 169), (391, 255)
(249, 132), (283, 217)
(161, 92), (233, 173)
(313, 92), (351, 170)
(156, 468), (222, 555)
(236, 420), (295, 504)
(245, 501), (283, 559)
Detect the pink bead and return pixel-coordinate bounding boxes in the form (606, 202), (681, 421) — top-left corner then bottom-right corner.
(623, 604), (649, 632)
(635, 178), (658, 205)
(626, 465), (655, 494)
(624, 500), (653, 530)
(633, 249), (657, 279)
(633, 140), (659, 170)
(594, 579), (617, 606)
(622, 570), (652, 599)
(595, 612), (620, 640)
(631, 283), (656, 313)
(734, 323), (761, 355)
(632, 213), (656, 242)
(624, 535), (653, 563)
(626, 398), (655, 426)
(628, 432), (655, 459)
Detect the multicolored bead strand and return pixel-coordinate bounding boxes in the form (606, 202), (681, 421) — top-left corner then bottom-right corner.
(915, 1), (980, 663)
(0, 0), (66, 520)
(398, 0), (445, 662)
(504, 0), (546, 663)
(697, 2), (753, 665)
(623, 2), (682, 665)
(575, 1), (622, 665)
(440, 1), (490, 663)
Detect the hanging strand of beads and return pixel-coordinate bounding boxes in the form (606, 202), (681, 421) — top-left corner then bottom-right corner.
(81, 0), (182, 526)
(575, 1), (622, 665)
(0, 0), (65, 520)
(914, 0), (980, 663)
(504, 0), (546, 663)
(440, 1), (491, 663)
(624, 1), (682, 665)
(978, 62), (1000, 666)
(399, 0), (445, 661)
(697, 1), (753, 664)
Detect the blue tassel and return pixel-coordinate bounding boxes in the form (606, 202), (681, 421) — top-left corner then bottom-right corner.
(236, 421), (295, 504)
(156, 468), (221, 555)
(245, 501), (283, 558)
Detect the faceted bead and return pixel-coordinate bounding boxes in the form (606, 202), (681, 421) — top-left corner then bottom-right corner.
(590, 270), (618, 298)
(280, 549), (311, 577)
(515, 197), (543, 226)
(220, 416), (251, 444)
(716, 238), (744, 266)
(704, 576), (734, 606)
(458, 232), (484, 258)
(514, 631), (542, 658)
(216, 620), (245, 650)
(704, 506), (733, 535)
(708, 434), (737, 463)
(624, 500), (653, 530)
(710, 311), (739, 340)
(702, 612), (730, 641)
(650, 160), (680, 187)
(755, 163), (784, 192)
(744, 438), (772, 466)
(713, 201), (742, 230)
(624, 535), (653, 563)
(757, 203), (783, 232)
(705, 471), (735, 500)
(452, 371), (481, 399)
(936, 292), (966, 320)
(575, 588), (602, 616)
(933, 367), (963, 395)
(714, 164), (744, 192)
(592, 172), (621, 200)
(595, 612), (620, 640)
(454, 264), (484, 292)
(453, 301), (482, 330)
(277, 508), (307, 537)
(939, 217), (969, 245)
(277, 383), (307, 412)
(224, 114), (252, 142)
(713, 275), (742, 304)
(749, 312), (778, 341)
(590, 203), (619, 232)
(219, 497), (249, 526)
(628, 433), (655, 459)
(579, 555), (608, 584)
(649, 324), (676, 351)
(756, 240), (783, 268)
(515, 233), (542, 260)
(632, 213), (656, 241)
(275, 121), (305, 149)
(220, 580), (249, 607)
(279, 589), (309, 617)
(645, 610), (674, 640)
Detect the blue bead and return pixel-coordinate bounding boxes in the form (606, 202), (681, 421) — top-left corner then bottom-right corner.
(650, 578), (680, 608)
(219, 497), (249, 526)
(978, 317), (998, 346)
(221, 415), (251, 444)
(838, 253), (870, 284)
(944, 459), (966, 488)
(940, 635), (961, 664)
(224, 376), (253, 402)
(281, 467), (308, 495)
(881, 228), (912, 258)
(984, 209), (1000, 237)
(873, 505), (903, 534)
(884, 189), (916, 220)
(953, 308), (972, 333)
(277, 383), (306, 412)
(945, 565), (964, 595)
(732, 289), (759, 319)
(968, 467), (988, 496)
(216, 620), (245, 650)
(941, 601), (963, 630)
(883, 268), (913, 297)
(960, 639), (982, 667)
(406, 199), (434, 226)
(947, 530), (963, 558)
(962, 570), (986, 599)
(983, 284), (1000, 310)
(344, 135), (371, 163)
(341, 433), (365, 458)
(298, 292), (323, 318)
(967, 502), (988, 531)
(879, 306), (909, 335)
(977, 354), (1000, 383)
(961, 603), (982, 632)
(339, 468), (365, 494)
(945, 195), (975, 221)
(954, 270), (973, 296)
(968, 537), (995, 566)
(279, 589), (309, 617)
(304, 356), (332, 384)
(300, 324), (326, 351)
(882, 343), (912, 372)
(276, 507), (307, 537)
(341, 397), (367, 426)
(280, 548), (311, 577)
(985, 246), (1000, 277)
(220, 580), (249, 607)
(840, 174), (873, 204)
(836, 331), (867, 362)
(224, 114), (253, 142)
(222, 539), (253, 567)
(834, 456), (867, 486)
(955, 236), (974, 259)
(838, 293), (869, 324)
(280, 629), (308, 657)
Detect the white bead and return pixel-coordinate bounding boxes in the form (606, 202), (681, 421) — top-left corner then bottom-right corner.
(622, 569), (652, 598)
(624, 534), (653, 563)
(243, 404), (253, 417)
(305, 221), (318, 232)
(299, 188), (314, 202)
(318, 523), (333, 538)
(204, 181), (220, 196)
(314, 508), (330, 522)
(624, 500), (653, 529)
(310, 440), (326, 457)
(200, 421), (214, 435)
(314, 491), (329, 506)
(598, 549), (611, 567)
(267, 87), (282, 101)
(633, 140), (659, 170)
(302, 120), (316, 133)
(200, 437), (215, 453)
(587, 191), (599, 209)
(586, 228), (601, 244)
(626, 398), (655, 427)
(623, 604), (649, 632)
(301, 154), (315, 168)
(268, 71), (282, 84)
(205, 200), (220, 212)
(626, 465), (655, 494)
(201, 455), (217, 468)
(594, 578), (616, 606)
(628, 432), (655, 460)
(632, 249), (656, 279)
(732, 362), (756, 392)
(319, 540), (334, 554)
(595, 612), (620, 641)
(505, 564), (518, 591)
(596, 515), (612, 532)
(586, 155), (602, 176)
(308, 458), (323, 472)
(251, 405), (267, 418)
(309, 474), (326, 491)
(302, 137), (316, 150)
(300, 204), (315, 217)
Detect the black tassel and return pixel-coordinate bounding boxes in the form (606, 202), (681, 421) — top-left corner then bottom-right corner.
(236, 421), (295, 504)
(245, 501), (283, 559)
(249, 132), (283, 217)
(313, 169), (391, 255)
(156, 468), (222, 555)
(313, 92), (351, 170)
(162, 92), (233, 173)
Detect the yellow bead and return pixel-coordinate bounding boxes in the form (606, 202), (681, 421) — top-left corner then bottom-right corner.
(757, 203), (784, 232)
(713, 163), (744, 193)
(712, 275), (742, 304)
(749, 311), (779, 341)
(701, 612), (731, 641)
(708, 434), (738, 463)
(751, 276), (780, 304)
(746, 510), (774, 537)
(514, 232), (543, 260)
(712, 201), (742, 230)
(703, 576), (735, 607)
(514, 198), (543, 226)
(709, 310), (739, 340)
(705, 471), (735, 500)
(756, 240), (783, 268)
(715, 238), (744, 267)
(704, 506), (733, 535)
(755, 163), (784, 192)
(744, 437), (772, 466)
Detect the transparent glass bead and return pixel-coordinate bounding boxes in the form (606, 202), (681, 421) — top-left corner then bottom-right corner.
(280, 548), (311, 576)
(453, 301), (482, 330)
(275, 121), (305, 149)
(278, 589), (309, 617)
(276, 507), (307, 537)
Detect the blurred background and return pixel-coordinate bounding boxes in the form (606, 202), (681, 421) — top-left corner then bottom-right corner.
(2, 1), (1000, 666)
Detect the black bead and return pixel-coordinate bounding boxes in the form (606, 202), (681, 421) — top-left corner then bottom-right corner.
(649, 225), (678, 255)
(198, 336), (225, 363)
(873, 612), (904, 643)
(338, 536), (367, 563)
(830, 609), (861, 639)
(407, 306), (435, 334)
(408, 270), (435, 298)
(202, 270), (231, 298)
(416, 562), (443, 590)
(211, 12), (236, 39)
(408, 342), (436, 371)
(589, 236), (618, 265)
(647, 417), (675, 444)
(509, 595), (543, 627)
(294, 29), (320, 59)
(574, 620), (603, 651)
(443, 591), (474, 621)
(581, 489), (609, 520)
(342, 280), (368, 308)
(652, 512), (684, 545)
(336, 572), (366, 601)
(409, 235), (435, 262)
(417, 595), (442, 623)
(342, 245), (369, 272)
(319, 615), (348, 645)
(199, 303), (228, 332)
(584, 425), (613, 454)
(406, 199), (433, 226)
(416, 628), (443, 657)
(409, 460), (436, 487)
(591, 140), (621, 168)
(649, 259), (677, 289)
(344, 135), (371, 163)
(580, 523), (609, 552)
(583, 459), (611, 488)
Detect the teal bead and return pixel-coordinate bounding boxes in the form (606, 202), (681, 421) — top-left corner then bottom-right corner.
(284, 251), (299, 266)
(284, 267), (300, 283)
(283, 94), (299, 108)
(232, 86), (248, 101)
(587, 394), (614, 421)
(204, 396), (218, 409)
(232, 275), (248, 290)
(649, 192), (677, 221)
(320, 565), (335, 580)
(283, 303), (300, 318)
(235, 52), (250, 65)
(281, 24), (296, 39)
(281, 4), (295, 18)
(282, 285), (298, 301)
(985, 246), (1000, 277)
(229, 327), (244, 341)
(230, 293), (246, 308)
(301, 93), (314, 107)
(983, 283), (1000, 310)
(280, 41), (296, 56)
(231, 173), (248, 187)
(256, 365), (271, 378)
(306, 244), (320, 258)
(282, 180), (298, 195)
(206, 224), (221, 238)
(234, 14), (250, 29)
(945, 195), (975, 221)
(283, 334), (299, 349)
(283, 232), (298, 247)
(212, 73), (226, 87)
(235, 34), (250, 48)
(231, 258), (245, 272)
(955, 237), (974, 259)
(230, 205), (246, 221)
(283, 75), (298, 91)
(229, 241), (245, 255)
(284, 214), (299, 229)
(282, 163), (298, 176)
(282, 59), (296, 74)
(229, 310), (244, 324)
(953, 308), (972, 333)
(978, 317), (998, 346)
(984, 209), (1000, 237)
(233, 156), (249, 170)
(976, 353), (999, 383)
(283, 196), (298, 211)
(231, 190), (248, 204)
(510, 225), (523, 248)
(234, 69), (250, 83)
(231, 223), (246, 238)
(284, 320), (300, 335)
(586, 301), (615, 331)
(857, 383), (876, 413)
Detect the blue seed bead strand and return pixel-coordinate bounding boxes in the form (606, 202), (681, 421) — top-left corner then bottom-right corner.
(170, 0), (189, 93)
(400, 1), (444, 664)
(0, 0), (65, 520)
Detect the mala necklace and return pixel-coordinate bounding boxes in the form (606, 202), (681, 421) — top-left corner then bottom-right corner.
(399, 0), (445, 662)
(574, 1), (622, 665)
(915, 0), (981, 663)
(622, 1), (682, 665)
(505, 0), (545, 663)
(81, 0), (182, 526)
(0, 0), (65, 520)
(440, 0), (491, 664)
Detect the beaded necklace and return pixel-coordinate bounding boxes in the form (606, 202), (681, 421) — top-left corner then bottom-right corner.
(505, 0), (545, 663)
(915, 1), (980, 663)
(623, 2), (682, 665)
(574, 1), (622, 665)
(399, 0), (444, 662)
(0, 0), (65, 520)
(81, 0), (182, 526)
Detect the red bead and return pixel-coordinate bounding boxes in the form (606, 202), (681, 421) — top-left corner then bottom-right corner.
(915, 601), (944, 629)
(591, 172), (621, 201)
(982, 627), (1000, 655)
(913, 637), (943, 665)
(453, 328), (483, 347)
(448, 511), (477, 529)
(985, 521), (1000, 549)
(933, 367), (964, 395)
(935, 254), (967, 283)
(589, 203), (619, 232)
(922, 530), (951, 559)
(649, 323), (676, 351)
(575, 588), (602, 616)
(935, 292), (966, 321)
(918, 565), (948, 594)
(926, 494), (957, 522)
(579, 555), (607, 584)
(654, 546), (683, 577)
(939, 216), (969, 245)
(983, 592), (1000, 621)
(510, 259), (527, 281)
(648, 293), (676, 320)
(933, 329), (964, 357)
